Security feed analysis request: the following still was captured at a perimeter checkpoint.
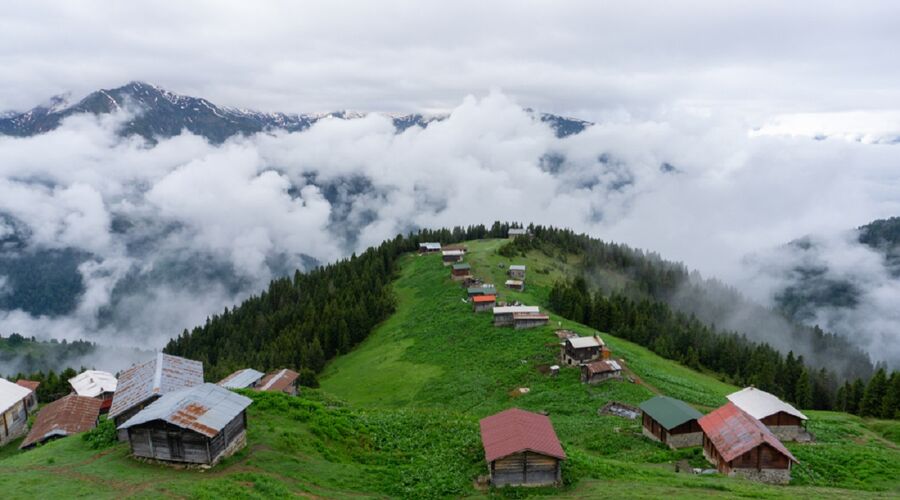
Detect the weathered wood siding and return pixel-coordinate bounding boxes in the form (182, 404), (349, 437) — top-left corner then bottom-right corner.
(1, 400), (29, 446)
(114, 397), (158, 442)
(126, 412), (247, 465)
(563, 344), (600, 365)
(490, 451), (560, 487)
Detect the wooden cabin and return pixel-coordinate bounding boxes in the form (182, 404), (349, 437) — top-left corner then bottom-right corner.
(69, 370), (117, 413)
(451, 263), (472, 280)
(258, 369), (300, 395)
(580, 360), (622, 384)
(639, 395), (704, 449)
(0, 378), (35, 446)
(15, 380), (40, 413)
(473, 294), (497, 312)
(508, 265), (526, 280)
(418, 242), (441, 253)
(467, 285), (496, 298)
(441, 249), (465, 265)
(119, 383), (252, 466)
(561, 335), (605, 366)
(217, 368), (265, 390)
(108, 353), (204, 441)
(493, 306), (540, 326)
(21, 395), (102, 449)
(726, 387), (808, 441)
(508, 228), (528, 239)
(505, 279), (525, 291)
(479, 408), (566, 487)
(699, 402), (798, 484)
(513, 312), (550, 330)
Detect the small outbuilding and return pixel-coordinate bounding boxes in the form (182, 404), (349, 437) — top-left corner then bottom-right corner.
(451, 263), (472, 280)
(0, 378), (35, 446)
(69, 370), (118, 413)
(15, 380), (40, 413)
(473, 294), (497, 312)
(699, 402), (798, 484)
(493, 306), (540, 326)
(505, 279), (525, 291)
(513, 312), (550, 330)
(508, 265), (526, 280)
(441, 249), (465, 265)
(726, 387), (808, 441)
(639, 395), (704, 449)
(20, 394), (103, 449)
(258, 369), (300, 395)
(479, 408), (566, 487)
(467, 285), (496, 298)
(119, 383), (252, 466)
(418, 242), (441, 253)
(217, 368), (265, 390)
(580, 360), (622, 384)
(561, 335), (605, 366)
(108, 353), (204, 441)
(508, 228), (528, 239)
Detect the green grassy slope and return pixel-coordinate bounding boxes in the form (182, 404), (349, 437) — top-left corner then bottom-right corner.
(1, 238), (898, 499)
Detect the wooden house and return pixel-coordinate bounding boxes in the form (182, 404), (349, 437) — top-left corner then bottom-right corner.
(479, 408), (566, 487)
(15, 380), (40, 413)
(580, 360), (622, 384)
(258, 369), (300, 395)
(0, 378), (35, 446)
(69, 370), (117, 413)
(505, 279), (525, 291)
(418, 242), (441, 253)
(119, 383), (252, 466)
(108, 353), (204, 441)
(726, 387), (808, 441)
(441, 249), (465, 265)
(639, 395), (704, 449)
(217, 368), (265, 390)
(508, 265), (526, 280)
(20, 395), (103, 449)
(560, 336), (605, 366)
(493, 306), (540, 326)
(513, 312), (550, 330)
(508, 228), (528, 239)
(473, 294), (497, 312)
(451, 263), (472, 280)
(699, 402), (798, 484)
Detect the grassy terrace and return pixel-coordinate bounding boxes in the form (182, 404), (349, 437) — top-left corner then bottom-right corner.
(1, 239), (898, 498)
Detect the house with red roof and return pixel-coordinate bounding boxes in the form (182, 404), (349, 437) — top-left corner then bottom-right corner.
(472, 294), (496, 313)
(479, 408), (566, 487)
(698, 402), (798, 484)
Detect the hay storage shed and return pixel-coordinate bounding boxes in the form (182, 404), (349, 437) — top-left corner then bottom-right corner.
(21, 395), (103, 449)
(726, 387), (808, 441)
(639, 395), (704, 448)
(119, 383), (252, 466)
(479, 408), (566, 487)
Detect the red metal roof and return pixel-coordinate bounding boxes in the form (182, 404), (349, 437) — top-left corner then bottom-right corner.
(479, 408), (566, 463)
(473, 295), (497, 303)
(20, 395), (102, 448)
(698, 402), (797, 464)
(258, 368), (299, 393)
(16, 379), (40, 392)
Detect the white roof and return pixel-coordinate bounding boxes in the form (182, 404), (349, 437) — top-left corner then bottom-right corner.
(509, 228), (527, 235)
(726, 387), (808, 421)
(442, 250), (465, 256)
(69, 370), (118, 398)
(0, 378), (33, 414)
(420, 242), (441, 250)
(493, 306), (540, 315)
(505, 280), (524, 286)
(509, 265), (526, 271)
(567, 336), (604, 349)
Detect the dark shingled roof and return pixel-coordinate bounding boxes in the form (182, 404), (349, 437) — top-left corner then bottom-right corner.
(21, 395), (102, 448)
(698, 402), (797, 464)
(479, 408), (566, 463)
(639, 395), (703, 430)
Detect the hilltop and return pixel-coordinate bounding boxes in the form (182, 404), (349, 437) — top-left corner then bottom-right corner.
(1, 235), (898, 498)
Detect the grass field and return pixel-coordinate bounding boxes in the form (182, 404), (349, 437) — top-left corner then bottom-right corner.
(2, 238), (898, 498)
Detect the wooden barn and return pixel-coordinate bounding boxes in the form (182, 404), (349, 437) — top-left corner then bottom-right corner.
(505, 279), (525, 291)
(20, 395), (103, 449)
(493, 306), (540, 326)
(513, 312), (550, 329)
(258, 369), (300, 395)
(217, 368), (265, 390)
(479, 408), (566, 487)
(451, 263), (472, 280)
(560, 335), (605, 366)
(441, 249), (465, 265)
(0, 378), (35, 446)
(699, 402), (798, 484)
(119, 383), (252, 466)
(108, 353), (204, 441)
(418, 242), (441, 253)
(473, 294), (497, 312)
(726, 387), (809, 441)
(69, 370), (118, 413)
(580, 360), (622, 384)
(639, 395), (704, 449)
(508, 265), (526, 280)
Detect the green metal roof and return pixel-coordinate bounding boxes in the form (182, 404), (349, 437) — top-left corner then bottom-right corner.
(639, 395), (703, 430)
(452, 263), (471, 270)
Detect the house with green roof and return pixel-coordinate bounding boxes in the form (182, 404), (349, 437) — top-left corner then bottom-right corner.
(639, 395), (704, 449)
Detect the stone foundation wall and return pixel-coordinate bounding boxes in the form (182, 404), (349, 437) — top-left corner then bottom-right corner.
(666, 431), (702, 449)
(642, 426), (662, 443)
(768, 425), (802, 442)
(731, 467), (791, 484)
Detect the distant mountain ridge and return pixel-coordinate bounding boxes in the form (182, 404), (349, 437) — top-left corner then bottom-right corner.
(0, 81), (591, 143)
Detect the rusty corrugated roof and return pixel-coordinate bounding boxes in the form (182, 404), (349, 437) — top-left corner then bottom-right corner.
(584, 360), (621, 375)
(118, 383), (251, 438)
(258, 369), (299, 393)
(108, 353), (204, 419)
(698, 402), (797, 464)
(16, 379), (40, 392)
(20, 395), (102, 448)
(479, 408), (566, 463)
